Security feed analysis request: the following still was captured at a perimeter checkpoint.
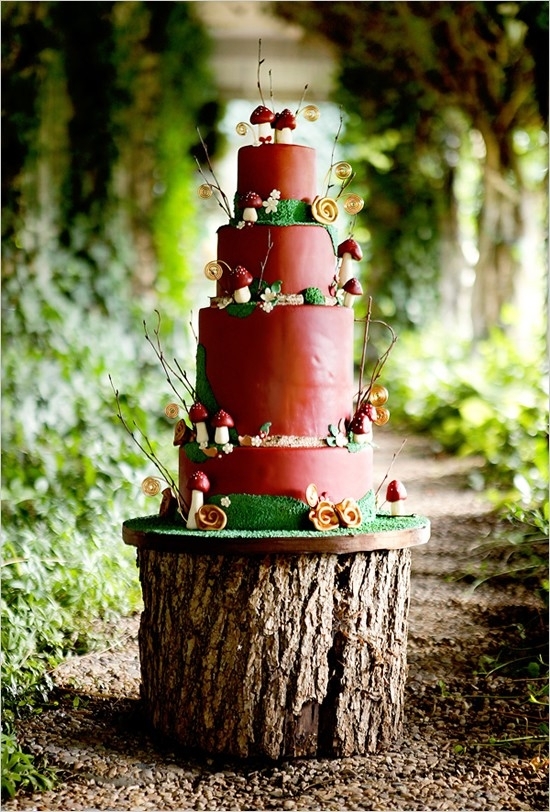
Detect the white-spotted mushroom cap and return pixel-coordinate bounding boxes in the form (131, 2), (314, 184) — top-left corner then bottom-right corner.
(356, 402), (378, 421)
(343, 277), (363, 306)
(187, 470), (210, 493)
(250, 105), (276, 126)
(188, 402), (208, 424)
(386, 479), (407, 502)
(273, 109), (297, 131)
(386, 479), (407, 503)
(343, 278), (363, 296)
(349, 411), (374, 444)
(230, 266), (253, 292)
(238, 191), (263, 210)
(211, 410), (234, 430)
(338, 238), (363, 261)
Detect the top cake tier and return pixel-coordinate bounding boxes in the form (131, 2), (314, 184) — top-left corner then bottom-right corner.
(237, 144), (317, 202)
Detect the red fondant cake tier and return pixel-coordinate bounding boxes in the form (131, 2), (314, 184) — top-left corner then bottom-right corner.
(237, 144), (316, 201)
(198, 305), (354, 437)
(179, 445), (373, 504)
(217, 224), (336, 296)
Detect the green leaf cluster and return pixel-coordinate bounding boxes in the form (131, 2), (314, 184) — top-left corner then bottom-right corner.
(384, 326), (548, 509)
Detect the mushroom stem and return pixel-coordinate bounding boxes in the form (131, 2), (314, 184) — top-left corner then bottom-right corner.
(352, 431), (371, 445)
(257, 122), (273, 142)
(275, 128), (292, 144)
(214, 426), (230, 445)
(343, 292), (356, 308)
(186, 490), (204, 529)
(390, 500), (404, 517)
(338, 254), (353, 286)
(233, 286), (251, 304)
(242, 208), (258, 223)
(195, 422), (209, 445)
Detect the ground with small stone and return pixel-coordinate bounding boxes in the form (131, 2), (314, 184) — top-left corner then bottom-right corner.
(5, 433), (549, 811)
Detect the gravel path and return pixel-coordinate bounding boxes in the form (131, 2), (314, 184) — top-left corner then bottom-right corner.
(6, 432), (549, 811)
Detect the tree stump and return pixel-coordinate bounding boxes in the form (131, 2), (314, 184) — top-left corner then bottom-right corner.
(137, 547), (412, 759)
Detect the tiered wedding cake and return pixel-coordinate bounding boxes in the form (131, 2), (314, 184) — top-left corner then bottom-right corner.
(173, 101), (395, 534)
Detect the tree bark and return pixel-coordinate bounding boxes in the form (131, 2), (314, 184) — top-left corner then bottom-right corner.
(137, 548), (411, 759)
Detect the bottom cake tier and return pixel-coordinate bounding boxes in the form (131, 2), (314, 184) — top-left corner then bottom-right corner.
(179, 444), (374, 531)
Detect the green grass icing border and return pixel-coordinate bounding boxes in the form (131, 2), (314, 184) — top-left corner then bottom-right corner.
(124, 511), (429, 540)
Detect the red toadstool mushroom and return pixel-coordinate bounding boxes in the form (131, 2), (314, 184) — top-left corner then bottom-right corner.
(186, 470), (210, 529)
(250, 105), (275, 143)
(342, 277), (363, 307)
(348, 411), (373, 444)
(386, 479), (407, 516)
(229, 265), (254, 303)
(273, 109), (297, 143)
(211, 409), (234, 445)
(356, 402), (378, 421)
(238, 191), (263, 224)
(188, 402), (209, 445)
(337, 238), (363, 286)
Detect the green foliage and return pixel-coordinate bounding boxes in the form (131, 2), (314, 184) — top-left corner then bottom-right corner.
(385, 326), (548, 507)
(1, 233), (187, 798)
(1, 733), (57, 800)
(461, 505), (549, 606)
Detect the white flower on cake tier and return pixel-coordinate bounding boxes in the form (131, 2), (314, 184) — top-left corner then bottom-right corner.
(262, 199), (277, 214)
(222, 442), (234, 454)
(251, 435), (262, 447)
(221, 496), (231, 508)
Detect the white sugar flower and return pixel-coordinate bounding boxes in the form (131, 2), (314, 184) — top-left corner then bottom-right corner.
(199, 441), (209, 450)
(251, 435), (262, 447)
(261, 287), (278, 303)
(221, 496), (231, 507)
(262, 197), (279, 214)
(222, 442), (234, 454)
(270, 189), (281, 199)
(236, 220), (246, 229)
(260, 301), (274, 313)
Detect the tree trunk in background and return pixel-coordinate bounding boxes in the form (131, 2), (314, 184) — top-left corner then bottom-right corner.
(438, 166), (471, 337)
(138, 549), (411, 759)
(471, 126), (522, 341)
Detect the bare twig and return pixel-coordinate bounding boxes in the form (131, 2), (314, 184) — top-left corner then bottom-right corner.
(295, 84), (309, 116)
(375, 438), (408, 501)
(258, 230), (274, 288)
(257, 39), (266, 106)
(195, 130), (232, 218)
(109, 376), (188, 516)
(356, 297), (373, 409)
(324, 107), (344, 197)
(356, 319), (398, 410)
(143, 312), (194, 406)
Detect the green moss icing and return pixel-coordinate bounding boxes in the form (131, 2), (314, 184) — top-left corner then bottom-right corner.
(204, 488), (376, 532)
(228, 197), (338, 253)
(302, 287), (326, 305)
(183, 441), (209, 463)
(209, 493), (310, 531)
(195, 344), (218, 414)
(225, 302), (256, 318)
